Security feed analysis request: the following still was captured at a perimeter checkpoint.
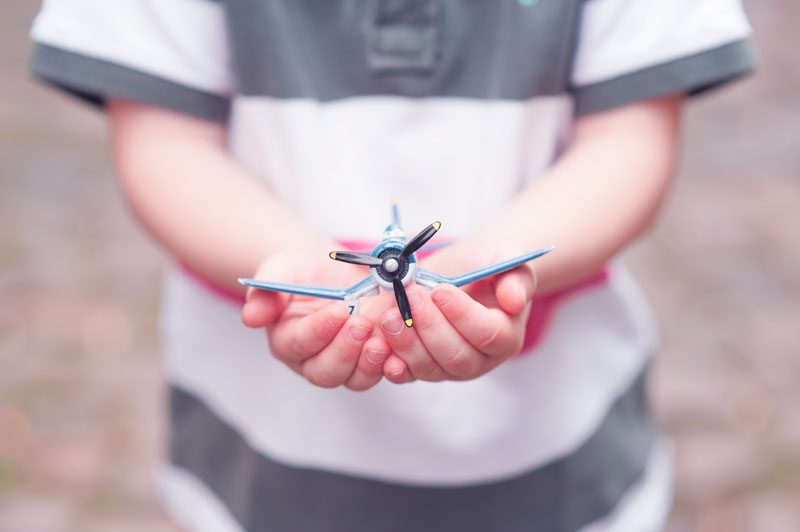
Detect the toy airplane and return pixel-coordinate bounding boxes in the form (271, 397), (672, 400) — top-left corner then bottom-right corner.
(238, 204), (554, 327)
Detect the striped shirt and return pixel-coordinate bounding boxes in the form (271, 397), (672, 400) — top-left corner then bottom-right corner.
(31, 1), (754, 530)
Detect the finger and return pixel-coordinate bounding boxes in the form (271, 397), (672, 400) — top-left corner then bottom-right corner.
(242, 288), (287, 328)
(383, 354), (415, 384)
(408, 287), (486, 379)
(243, 254), (296, 327)
(379, 289), (446, 381)
(345, 334), (391, 391)
(493, 265), (537, 315)
(431, 284), (521, 358)
(269, 302), (349, 363)
(301, 315), (373, 389)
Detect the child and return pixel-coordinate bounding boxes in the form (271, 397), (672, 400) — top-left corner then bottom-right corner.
(31, 1), (754, 530)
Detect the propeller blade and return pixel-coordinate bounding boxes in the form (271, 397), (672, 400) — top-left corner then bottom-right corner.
(400, 221), (441, 258)
(392, 278), (414, 328)
(329, 251), (383, 267)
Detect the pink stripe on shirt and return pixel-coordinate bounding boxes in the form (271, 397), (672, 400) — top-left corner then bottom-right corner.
(520, 269), (609, 353)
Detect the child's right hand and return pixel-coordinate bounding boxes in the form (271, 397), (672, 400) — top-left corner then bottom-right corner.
(241, 246), (395, 391)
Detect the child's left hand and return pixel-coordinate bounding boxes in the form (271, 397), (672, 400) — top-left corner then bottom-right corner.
(241, 245), (395, 391)
(376, 242), (537, 383)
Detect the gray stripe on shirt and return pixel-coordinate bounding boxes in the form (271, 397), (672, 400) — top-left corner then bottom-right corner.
(30, 43), (230, 123)
(169, 367), (656, 532)
(573, 39), (756, 116)
(223, 0), (583, 101)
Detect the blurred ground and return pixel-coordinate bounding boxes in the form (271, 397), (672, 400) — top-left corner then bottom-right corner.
(1, 1), (798, 531)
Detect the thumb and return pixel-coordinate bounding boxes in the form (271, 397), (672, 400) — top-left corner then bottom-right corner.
(493, 264), (537, 315)
(240, 254), (295, 327)
(241, 288), (288, 327)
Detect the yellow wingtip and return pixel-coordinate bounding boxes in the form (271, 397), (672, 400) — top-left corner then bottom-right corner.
(405, 319), (414, 327)
(432, 221), (441, 231)
(329, 252), (337, 260)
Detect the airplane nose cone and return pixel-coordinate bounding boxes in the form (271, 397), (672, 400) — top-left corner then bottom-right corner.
(384, 258), (400, 273)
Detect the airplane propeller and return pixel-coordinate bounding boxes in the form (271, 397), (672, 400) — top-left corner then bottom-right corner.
(400, 222), (440, 258)
(328, 251), (382, 267)
(329, 221), (441, 327)
(393, 277), (413, 327)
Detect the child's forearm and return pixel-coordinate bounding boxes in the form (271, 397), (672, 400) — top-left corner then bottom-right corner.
(108, 99), (329, 293)
(109, 95), (680, 296)
(472, 95), (683, 294)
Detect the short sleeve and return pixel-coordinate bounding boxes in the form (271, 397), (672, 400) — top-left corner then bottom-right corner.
(29, 0), (234, 123)
(570, 0), (756, 116)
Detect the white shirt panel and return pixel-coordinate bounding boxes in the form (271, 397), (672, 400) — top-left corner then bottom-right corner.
(31, 0), (232, 94)
(229, 95), (573, 240)
(573, 0), (751, 86)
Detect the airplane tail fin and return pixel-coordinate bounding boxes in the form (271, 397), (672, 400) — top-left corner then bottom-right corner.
(391, 200), (400, 226)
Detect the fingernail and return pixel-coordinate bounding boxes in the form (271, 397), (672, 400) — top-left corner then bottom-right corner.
(432, 289), (451, 305)
(407, 291), (423, 309)
(381, 315), (404, 335)
(365, 349), (388, 364)
(390, 368), (405, 377)
(520, 285), (527, 307)
(348, 325), (371, 342)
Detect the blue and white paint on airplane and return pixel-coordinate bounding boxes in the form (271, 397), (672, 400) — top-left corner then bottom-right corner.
(239, 203), (554, 327)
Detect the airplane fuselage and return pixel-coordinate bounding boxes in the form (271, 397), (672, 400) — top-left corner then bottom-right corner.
(369, 223), (417, 293)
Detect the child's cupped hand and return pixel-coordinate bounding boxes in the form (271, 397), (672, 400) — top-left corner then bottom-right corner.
(241, 241), (536, 390)
(241, 245), (396, 391)
(376, 241), (537, 384)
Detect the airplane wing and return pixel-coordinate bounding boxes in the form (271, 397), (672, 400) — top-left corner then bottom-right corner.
(414, 246), (555, 288)
(238, 275), (378, 301)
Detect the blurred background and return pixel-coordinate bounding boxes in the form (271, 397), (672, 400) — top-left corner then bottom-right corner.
(1, 1), (798, 531)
